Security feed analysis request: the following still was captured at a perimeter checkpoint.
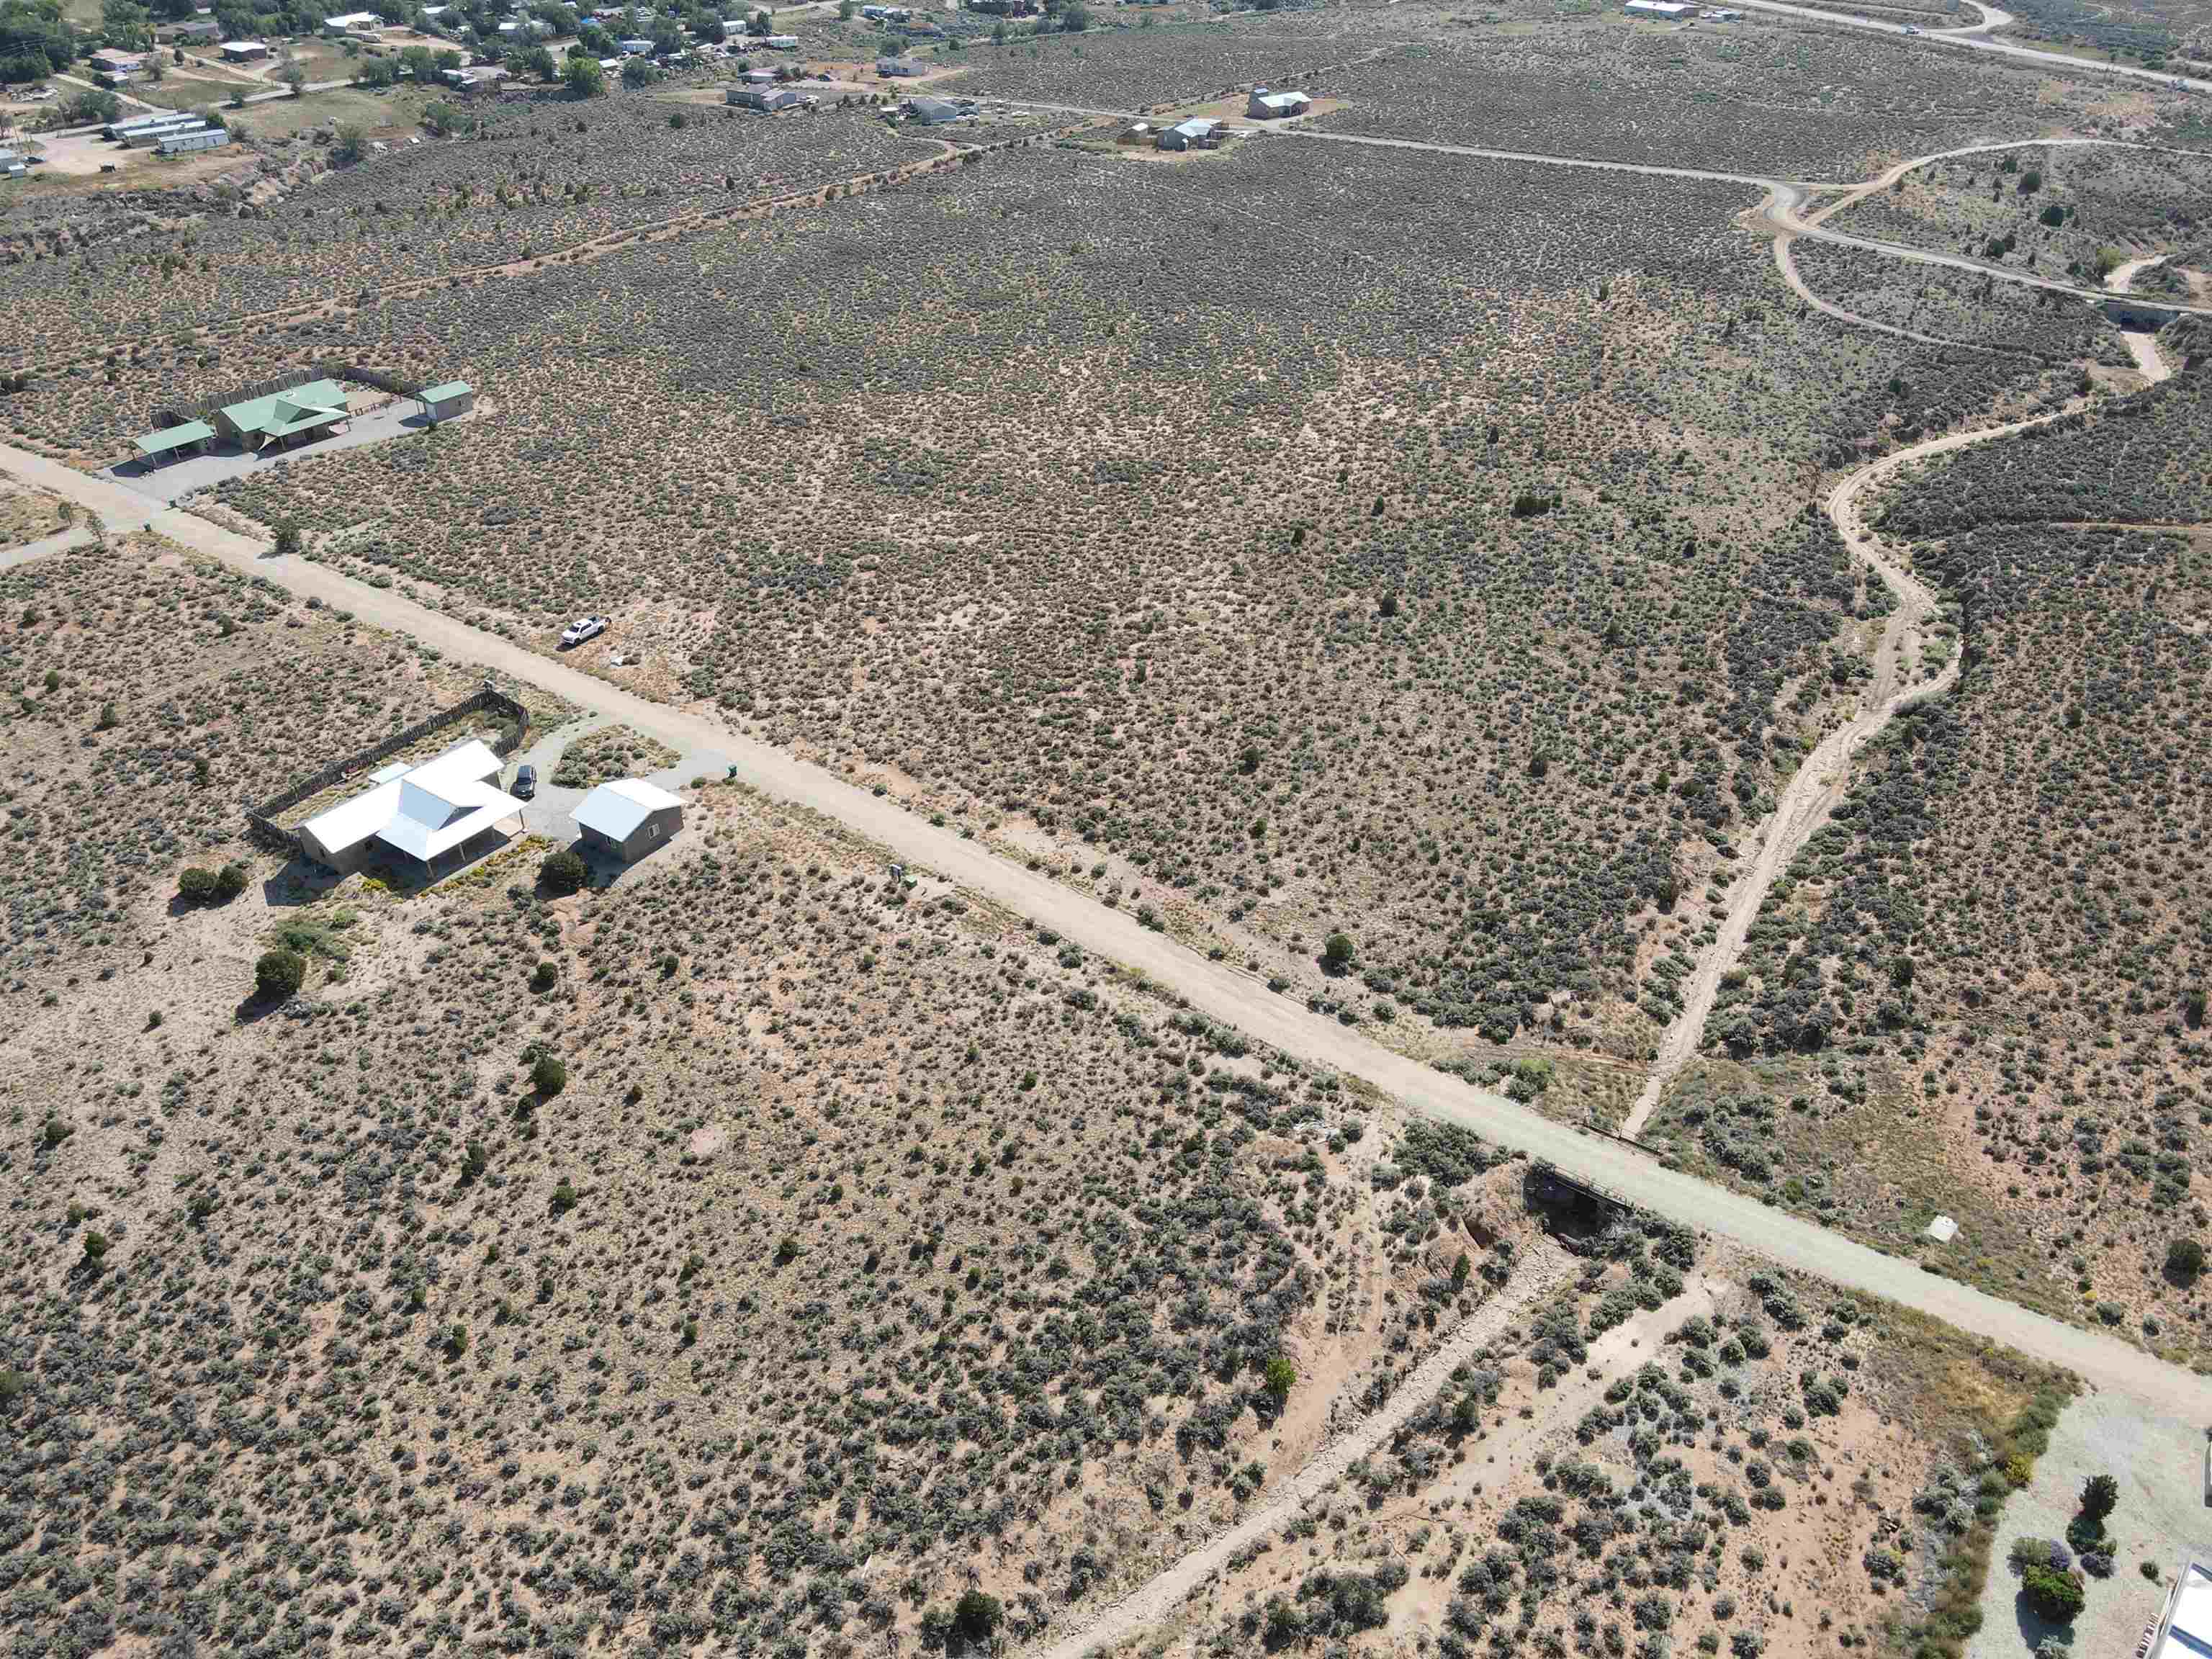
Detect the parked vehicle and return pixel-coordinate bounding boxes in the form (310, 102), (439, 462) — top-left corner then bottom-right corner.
(559, 616), (608, 647)
(1902, 23), (1921, 32)
(514, 763), (537, 799)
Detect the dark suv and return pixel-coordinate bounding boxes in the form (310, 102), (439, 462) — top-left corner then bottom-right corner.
(514, 764), (537, 800)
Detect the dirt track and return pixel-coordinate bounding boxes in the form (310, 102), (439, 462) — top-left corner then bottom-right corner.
(4, 440), (2206, 1427)
(1619, 396), (2087, 1137)
(1023, 1245), (1573, 1659)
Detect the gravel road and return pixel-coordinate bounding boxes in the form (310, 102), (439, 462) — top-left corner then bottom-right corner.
(5, 441), (2204, 1423)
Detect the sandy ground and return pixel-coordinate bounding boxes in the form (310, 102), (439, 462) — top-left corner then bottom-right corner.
(1025, 1243), (1575, 1659)
(1966, 1393), (2212, 1659)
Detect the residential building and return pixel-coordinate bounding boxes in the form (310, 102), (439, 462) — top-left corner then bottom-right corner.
(212, 378), (351, 451)
(324, 10), (382, 32)
(729, 84), (807, 109)
(0, 151), (25, 179)
(299, 741), (529, 876)
(220, 39), (270, 60)
(2147, 1560), (2212, 1659)
(876, 55), (920, 73)
(89, 48), (145, 79)
(763, 32), (797, 46)
(572, 779), (685, 863)
(1156, 117), (1218, 151)
(1624, 0), (1696, 16)
(159, 19), (222, 41)
(617, 36), (654, 51)
(1246, 85), (1310, 118)
(156, 125), (229, 154)
(907, 94), (968, 123)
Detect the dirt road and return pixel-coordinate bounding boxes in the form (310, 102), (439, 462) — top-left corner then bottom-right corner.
(1725, 0), (2212, 92)
(1025, 1246), (1573, 1659)
(1619, 398), (2087, 1138)
(4, 440), (2205, 1422)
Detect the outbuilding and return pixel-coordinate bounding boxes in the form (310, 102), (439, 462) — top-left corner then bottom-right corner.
(156, 125), (229, 155)
(573, 779), (684, 862)
(419, 380), (474, 421)
(1624, 1), (1696, 17)
(907, 94), (967, 123)
(324, 11), (381, 33)
(875, 55), (920, 74)
(132, 418), (216, 462)
(1156, 117), (1218, 151)
(220, 39), (269, 60)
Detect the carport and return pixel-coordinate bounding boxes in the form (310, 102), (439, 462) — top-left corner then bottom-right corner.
(132, 419), (216, 464)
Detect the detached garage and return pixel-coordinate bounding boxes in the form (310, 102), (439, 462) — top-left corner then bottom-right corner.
(573, 778), (684, 862)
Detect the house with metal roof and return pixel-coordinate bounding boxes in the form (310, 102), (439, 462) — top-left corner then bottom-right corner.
(1246, 86), (1310, 119)
(907, 94), (968, 124)
(1156, 117), (1218, 151)
(298, 739), (529, 876)
(213, 379), (350, 451)
(876, 55), (921, 75)
(219, 39), (269, 60)
(572, 779), (684, 863)
(156, 127), (229, 156)
(2149, 1558), (2212, 1659)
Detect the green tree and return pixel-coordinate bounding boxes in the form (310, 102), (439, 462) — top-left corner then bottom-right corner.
(2078, 1474), (2118, 1521)
(951, 1591), (1002, 1647)
(177, 866), (218, 903)
(1262, 1352), (1295, 1405)
(213, 861), (248, 901)
(332, 123), (365, 162)
(540, 847), (587, 894)
(255, 948), (307, 1001)
(422, 96), (461, 134)
(516, 41), (554, 78)
(281, 60), (306, 94)
(619, 53), (653, 86)
(531, 1053), (567, 1097)
(2167, 1238), (2205, 1282)
(81, 1230), (110, 1270)
(273, 518), (302, 554)
(562, 50), (603, 94)
(100, 0), (150, 49)
(1322, 931), (1355, 971)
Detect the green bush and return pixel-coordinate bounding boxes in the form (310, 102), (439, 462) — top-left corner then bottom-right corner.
(254, 948), (307, 1001)
(531, 1055), (567, 1097)
(1262, 1353), (1296, 1405)
(529, 960), (558, 992)
(1322, 932), (1356, 971)
(2020, 1563), (2085, 1623)
(541, 848), (588, 894)
(213, 861), (249, 902)
(81, 1231), (109, 1269)
(551, 1177), (579, 1214)
(2167, 1238), (2205, 1282)
(176, 867), (218, 903)
(2078, 1474), (2118, 1521)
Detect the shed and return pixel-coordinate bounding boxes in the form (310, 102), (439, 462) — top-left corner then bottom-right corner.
(907, 94), (966, 124)
(1246, 86), (1310, 119)
(220, 39), (269, 60)
(1624, 1), (1695, 16)
(420, 380), (474, 421)
(876, 55), (920, 74)
(573, 779), (684, 862)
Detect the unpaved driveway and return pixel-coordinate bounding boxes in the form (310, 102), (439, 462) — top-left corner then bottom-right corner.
(1025, 1244), (1574, 1659)
(4, 439), (2205, 1421)
(1621, 397), (2085, 1138)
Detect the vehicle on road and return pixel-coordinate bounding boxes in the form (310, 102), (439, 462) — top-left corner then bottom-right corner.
(514, 763), (537, 799)
(559, 616), (608, 647)
(1902, 23), (1921, 32)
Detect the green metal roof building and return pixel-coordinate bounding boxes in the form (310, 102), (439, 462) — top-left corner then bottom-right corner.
(419, 381), (474, 421)
(213, 379), (351, 450)
(132, 418), (215, 461)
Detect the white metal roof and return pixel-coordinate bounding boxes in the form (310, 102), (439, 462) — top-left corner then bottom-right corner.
(299, 740), (520, 861)
(2160, 1560), (2212, 1659)
(574, 778), (683, 842)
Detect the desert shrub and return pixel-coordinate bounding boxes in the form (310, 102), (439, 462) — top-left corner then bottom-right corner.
(531, 1055), (567, 1097)
(177, 867), (218, 903)
(213, 862), (249, 902)
(2167, 1238), (2205, 1282)
(541, 848), (588, 894)
(254, 948), (306, 1001)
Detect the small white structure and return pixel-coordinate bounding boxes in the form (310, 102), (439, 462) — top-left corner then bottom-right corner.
(1624, 0), (1696, 16)
(220, 38), (270, 60)
(1246, 86), (1309, 119)
(1924, 1215), (1958, 1244)
(573, 778), (685, 861)
(324, 10), (382, 32)
(297, 739), (528, 876)
(156, 125), (230, 155)
(763, 32), (798, 46)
